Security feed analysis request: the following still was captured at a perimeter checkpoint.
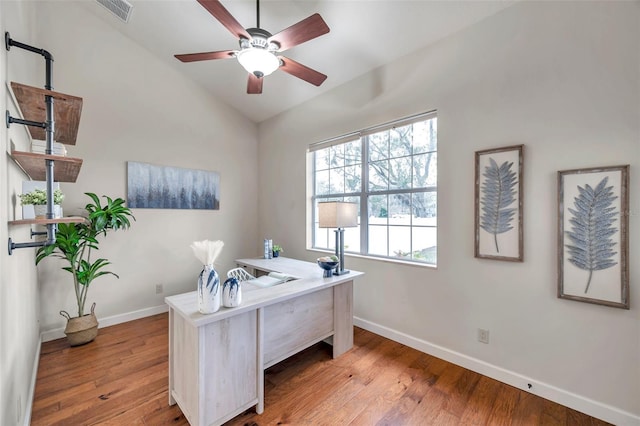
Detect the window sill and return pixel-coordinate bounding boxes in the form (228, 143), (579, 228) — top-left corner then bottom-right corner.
(307, 248), (437, 270)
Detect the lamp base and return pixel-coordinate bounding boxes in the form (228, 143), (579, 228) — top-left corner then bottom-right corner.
(333, 269), (350, 276)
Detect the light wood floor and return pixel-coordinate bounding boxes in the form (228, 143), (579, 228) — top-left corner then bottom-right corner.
(32, 313), (609, 425)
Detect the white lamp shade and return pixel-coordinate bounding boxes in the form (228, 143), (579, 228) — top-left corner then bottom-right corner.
(318, 201), (358, 228)
(237, 48), (280, 76)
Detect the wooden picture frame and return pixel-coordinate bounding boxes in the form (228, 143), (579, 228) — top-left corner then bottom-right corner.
(475, 145), (524, 261)
(558, 165), (629, 309)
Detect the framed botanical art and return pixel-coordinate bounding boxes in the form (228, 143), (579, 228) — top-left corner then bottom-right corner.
(475, 145), (524, 261)
(558, 165), (629, 309)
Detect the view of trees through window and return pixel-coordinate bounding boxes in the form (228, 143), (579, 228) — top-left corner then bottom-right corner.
(312, 113), (437, 265)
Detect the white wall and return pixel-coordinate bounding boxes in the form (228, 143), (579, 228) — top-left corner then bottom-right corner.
(258, 1), (639, 423)
(1, 5), (259, 422)
(2, 0), (637, 424)
(28, 1), (259, 331)
(1, 2), (43, 424)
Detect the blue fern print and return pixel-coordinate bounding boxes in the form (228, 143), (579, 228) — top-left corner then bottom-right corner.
(565, 177), (618, 293)
(480, 158), (518, 253)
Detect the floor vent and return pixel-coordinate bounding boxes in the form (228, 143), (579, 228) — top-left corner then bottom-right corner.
(96, 0), (134, 23)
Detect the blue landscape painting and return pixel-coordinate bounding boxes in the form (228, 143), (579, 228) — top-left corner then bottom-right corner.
(127, 162), (220, 210)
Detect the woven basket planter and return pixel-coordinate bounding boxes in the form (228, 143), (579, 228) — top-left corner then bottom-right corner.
(60, 303), (99, 346)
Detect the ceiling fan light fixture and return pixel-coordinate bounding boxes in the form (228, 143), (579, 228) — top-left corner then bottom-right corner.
(175, 1), (330, 93)
(237, 47), (280, 76)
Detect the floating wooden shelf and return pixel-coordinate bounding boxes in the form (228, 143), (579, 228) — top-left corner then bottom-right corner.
(11, 150), (82, 182)
(8, 216), (87, 226)
(10, 81), (83, 145)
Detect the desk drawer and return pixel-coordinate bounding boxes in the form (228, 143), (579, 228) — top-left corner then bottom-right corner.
(263, 288), (334, 367)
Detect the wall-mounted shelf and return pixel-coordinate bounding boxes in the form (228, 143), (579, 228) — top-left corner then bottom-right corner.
(10, 82), (82, 145)
(5, 32), (86, 254)
(8, 217), (87, 226)
(10, 150), (82, 182)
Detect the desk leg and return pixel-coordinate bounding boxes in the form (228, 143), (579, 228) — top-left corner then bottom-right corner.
(168, 307), (176, 405)
(333, 280), (354, 358)
(257, 307), (265, 414)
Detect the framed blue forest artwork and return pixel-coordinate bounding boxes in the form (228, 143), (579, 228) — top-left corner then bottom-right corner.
(127, 161), (220, 210)
(474, 145), (524, 262)
(558, 165), (629, 309)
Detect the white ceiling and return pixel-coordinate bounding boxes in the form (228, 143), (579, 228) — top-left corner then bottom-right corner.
(84, 0), (515, 123)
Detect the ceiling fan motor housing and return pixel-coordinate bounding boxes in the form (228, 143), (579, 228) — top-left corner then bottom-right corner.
(242, 28), (279, 51)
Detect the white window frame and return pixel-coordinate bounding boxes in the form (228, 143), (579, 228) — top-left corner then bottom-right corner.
(309, 111), (437, 265)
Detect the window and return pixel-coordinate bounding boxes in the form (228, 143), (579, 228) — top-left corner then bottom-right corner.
(310, 112), (437, 265)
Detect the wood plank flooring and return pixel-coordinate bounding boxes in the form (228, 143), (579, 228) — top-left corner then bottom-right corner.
(31, 313), (610, 425)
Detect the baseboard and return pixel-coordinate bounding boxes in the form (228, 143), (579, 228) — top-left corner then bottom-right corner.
(23, 333), (42, 426)
(41, 304), (169, 342)
(354, 317), (639, 426)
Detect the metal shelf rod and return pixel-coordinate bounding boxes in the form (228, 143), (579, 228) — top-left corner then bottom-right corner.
(8, 238), (46, 255)
(5, 31), (58, 254)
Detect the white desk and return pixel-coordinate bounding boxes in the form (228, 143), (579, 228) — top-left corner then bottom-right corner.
(165, 257), (363, 426)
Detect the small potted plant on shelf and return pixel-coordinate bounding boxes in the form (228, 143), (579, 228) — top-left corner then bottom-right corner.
(272, 244), (283, 258)
(36, 193), (135, 346)
(19, 188), (64, 219)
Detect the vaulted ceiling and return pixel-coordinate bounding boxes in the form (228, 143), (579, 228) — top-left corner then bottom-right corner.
(83, 0), (515, 122)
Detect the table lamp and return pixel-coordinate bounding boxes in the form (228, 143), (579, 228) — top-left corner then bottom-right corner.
(318, 201), (358, 275)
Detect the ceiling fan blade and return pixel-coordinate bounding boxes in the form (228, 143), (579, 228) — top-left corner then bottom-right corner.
(279, 57), (327, 87)
(174, 50), (235, 62)
(247, 73), (263, 94)
(197, 0), (251, 40)
(269, 13), (330, 52)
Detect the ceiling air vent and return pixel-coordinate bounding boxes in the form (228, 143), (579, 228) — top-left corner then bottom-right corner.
(96, 0), (133, 23)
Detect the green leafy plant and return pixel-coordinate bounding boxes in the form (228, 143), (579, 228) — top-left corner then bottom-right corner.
(19, 188), (64, 205)
(272, 244), (284, 254)
(36, 193), (135, 317)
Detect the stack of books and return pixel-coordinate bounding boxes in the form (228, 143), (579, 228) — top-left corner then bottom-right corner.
(31, 140), (67, 156)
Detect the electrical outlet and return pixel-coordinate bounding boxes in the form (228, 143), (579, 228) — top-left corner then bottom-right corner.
(478, 328), (490, 344)
(155, 284), (163, 294)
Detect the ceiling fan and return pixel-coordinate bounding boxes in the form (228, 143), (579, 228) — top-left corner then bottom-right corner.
(175, 0), (330, 94)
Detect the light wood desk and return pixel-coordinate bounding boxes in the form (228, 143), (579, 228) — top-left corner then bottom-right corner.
(165, 257), (363, 426)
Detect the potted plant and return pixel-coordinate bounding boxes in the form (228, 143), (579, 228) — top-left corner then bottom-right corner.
(272, 244), (283, 258)
(36, 193), (135, 346)
(19, 188), (64, 219)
